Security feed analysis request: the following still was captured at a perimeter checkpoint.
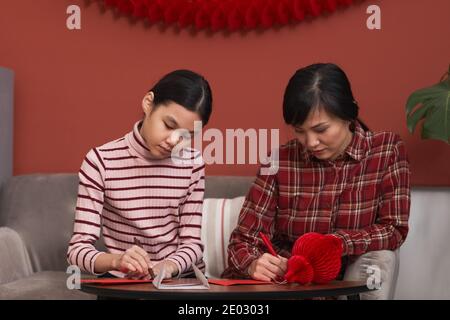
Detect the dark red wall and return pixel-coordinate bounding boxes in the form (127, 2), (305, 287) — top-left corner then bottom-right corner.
(1, 0), (449, 185)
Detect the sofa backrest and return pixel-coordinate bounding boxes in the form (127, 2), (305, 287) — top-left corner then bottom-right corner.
(0, 174), (79, 272)
(0, 174), (254, 273)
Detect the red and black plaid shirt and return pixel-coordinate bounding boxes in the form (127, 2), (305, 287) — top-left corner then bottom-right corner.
(223, 122), (411, 278)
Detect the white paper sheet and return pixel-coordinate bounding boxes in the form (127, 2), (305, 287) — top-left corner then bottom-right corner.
(152, 264), (210, 290)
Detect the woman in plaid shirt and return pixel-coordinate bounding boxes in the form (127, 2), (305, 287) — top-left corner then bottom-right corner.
(223, 63), (411, 281)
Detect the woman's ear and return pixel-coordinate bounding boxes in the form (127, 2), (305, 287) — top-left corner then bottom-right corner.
(142, 91), (155, 116)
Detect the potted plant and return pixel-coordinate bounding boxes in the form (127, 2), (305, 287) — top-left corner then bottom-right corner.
(406, 65), (450, 144)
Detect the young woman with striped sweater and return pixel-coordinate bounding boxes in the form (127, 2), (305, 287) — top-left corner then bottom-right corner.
(67, 70), (212, 280)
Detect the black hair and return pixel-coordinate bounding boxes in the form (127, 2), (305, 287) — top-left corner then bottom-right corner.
(283, 63), (369, 131)
(149, 69), (212, 125)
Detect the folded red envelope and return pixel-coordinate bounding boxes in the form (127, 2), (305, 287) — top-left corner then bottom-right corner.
(80, 278), (171, 285)
(208, 279), (273, 286)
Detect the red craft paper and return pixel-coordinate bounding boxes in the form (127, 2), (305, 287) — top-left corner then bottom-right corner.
(208, 279), (273, 286)
(80, 278), (171, 285)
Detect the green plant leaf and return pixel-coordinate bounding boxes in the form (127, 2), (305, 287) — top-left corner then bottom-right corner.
(406, 82), (447, 115)
(406, 103), (432, 133)
(406, 80), (450, 144)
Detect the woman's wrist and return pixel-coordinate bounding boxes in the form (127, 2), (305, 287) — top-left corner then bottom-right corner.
(246, 259), (257, 278)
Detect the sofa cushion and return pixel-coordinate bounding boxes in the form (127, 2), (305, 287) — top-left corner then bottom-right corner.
(201, 197), (245, 278)
(0, 227), (33, 284)
(0, 271), (96, 300)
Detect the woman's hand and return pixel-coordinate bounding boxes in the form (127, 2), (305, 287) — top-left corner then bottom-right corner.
(247, 253), (288, 282)
(111, 245), (153, 279)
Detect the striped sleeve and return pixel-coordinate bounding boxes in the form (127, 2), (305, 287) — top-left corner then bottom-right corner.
(165, 157), (205, 275)
(67, 148), (106, 274)
(334, 136), (411, 256)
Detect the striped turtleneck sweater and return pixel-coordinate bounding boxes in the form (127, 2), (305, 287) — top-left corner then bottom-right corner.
(67, 121), (205, 277)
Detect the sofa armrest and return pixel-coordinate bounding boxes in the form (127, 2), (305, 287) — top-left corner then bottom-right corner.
(342, 249), (400, 300)
(0, 227), (33, 284)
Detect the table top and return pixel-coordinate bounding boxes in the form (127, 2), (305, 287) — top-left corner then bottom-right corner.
(80, 279), (372, 300)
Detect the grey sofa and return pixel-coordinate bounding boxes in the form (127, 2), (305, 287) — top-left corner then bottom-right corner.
(0, 174), (399, 299)
(0, 174), (253, 299)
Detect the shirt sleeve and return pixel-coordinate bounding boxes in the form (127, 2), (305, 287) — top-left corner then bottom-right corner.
(67, 148), (106, 275)
(165, 157), (205, 276)
(334, 137), (411, 256)
(223, 164), (280, 278)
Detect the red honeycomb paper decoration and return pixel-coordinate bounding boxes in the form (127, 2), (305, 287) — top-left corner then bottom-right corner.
(97, 0), (362, 32)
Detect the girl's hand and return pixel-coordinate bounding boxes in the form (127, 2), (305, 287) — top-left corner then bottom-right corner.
(152, 260), (179, 279)
(111, 245), (153, 279)
(247, 253), (288, 282)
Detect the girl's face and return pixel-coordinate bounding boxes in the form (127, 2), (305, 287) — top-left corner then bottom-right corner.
(140, 92), (201, 160)
(293, 107), (353, 161)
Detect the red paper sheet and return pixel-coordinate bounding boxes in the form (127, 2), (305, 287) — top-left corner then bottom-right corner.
(80, 278), (171, 285)
(208, 279), (273, 286)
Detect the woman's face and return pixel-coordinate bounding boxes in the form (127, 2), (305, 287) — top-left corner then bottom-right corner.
(293, 107), (353, 161)
(140, 92), (201, 160)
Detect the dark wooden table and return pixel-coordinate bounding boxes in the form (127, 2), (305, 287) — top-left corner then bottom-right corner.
(80, 279), (373, 300)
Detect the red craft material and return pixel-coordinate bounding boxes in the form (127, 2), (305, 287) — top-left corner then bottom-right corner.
(98, 0), (358, 32)
(284, 232), (343, 285)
